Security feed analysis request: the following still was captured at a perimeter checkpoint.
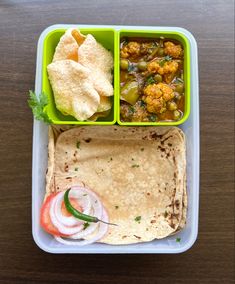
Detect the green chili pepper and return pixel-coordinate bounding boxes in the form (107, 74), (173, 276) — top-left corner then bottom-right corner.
(64, 188), (118, 226)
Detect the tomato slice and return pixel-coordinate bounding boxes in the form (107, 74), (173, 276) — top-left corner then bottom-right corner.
(40, 193), (66, 236)
(40, 193), (83, 236)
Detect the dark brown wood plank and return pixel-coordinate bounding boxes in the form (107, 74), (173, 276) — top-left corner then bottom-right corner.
(0, 0), (234, 283)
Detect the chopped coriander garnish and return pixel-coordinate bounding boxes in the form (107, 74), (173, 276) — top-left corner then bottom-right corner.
(76, 141), (80, 149)
(164, 211), (168, 218)
(127, 63), (135, 72)
(176, 237), (181, 243)
(115, 205), (119, 209)
(140, 148), (144, 151)
(164, 55), (172, 61)
(140, 100), (146, 108)
(148, 114), (157, 122)
(74, 167), (78, 171)
(131, 164), (139, 168)
(159, 55), (172, 67)
(146, 76), (155, 85)
(135, 216), (141, 222)
(83, 222), (90, 230)
(131, 158), (134, 161)
(110, 157), (113, 161)
(129, 105), (135, 114)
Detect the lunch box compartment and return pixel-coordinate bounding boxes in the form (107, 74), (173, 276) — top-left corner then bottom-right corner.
(42, 28), (117, 125)
(33, 25), (199, 254)
(117, 29), (191, 126)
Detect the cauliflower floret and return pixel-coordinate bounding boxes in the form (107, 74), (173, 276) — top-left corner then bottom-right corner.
(147, 61), (160, 73)
(144, 84), (162, 98)
(159, 83), (175, 101)
(143, 83), (174, 114)
(121, 42), (141, 58)
(147, 60), (178, 75)
(164, 41), (182, 58)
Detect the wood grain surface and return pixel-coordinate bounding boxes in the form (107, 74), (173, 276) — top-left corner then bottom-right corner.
(0, 0), (234, 283)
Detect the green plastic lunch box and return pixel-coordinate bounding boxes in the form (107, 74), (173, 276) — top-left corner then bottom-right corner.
(42, 27), (190, 125)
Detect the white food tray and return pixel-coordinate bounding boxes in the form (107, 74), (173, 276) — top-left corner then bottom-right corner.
(32, 24), (199, 254)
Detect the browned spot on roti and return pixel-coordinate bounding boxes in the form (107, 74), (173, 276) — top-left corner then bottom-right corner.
(133, 235), (141, 239)
(151, 133), (163, 140)
(84, 138), (92, 143)
(170, 223), (176, 229)
(175, 200), (180, 209)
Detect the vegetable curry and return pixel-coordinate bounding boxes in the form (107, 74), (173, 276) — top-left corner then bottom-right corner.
(120, 37), (185, 122)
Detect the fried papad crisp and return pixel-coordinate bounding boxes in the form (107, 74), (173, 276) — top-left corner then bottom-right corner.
(47, 59), (100, 121)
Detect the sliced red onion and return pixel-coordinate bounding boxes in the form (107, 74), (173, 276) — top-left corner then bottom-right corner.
(55, 208), (109, 246)
(49, 185), (109, 245)
(50, 192), (84, 235)
(54, 190), (91, 227)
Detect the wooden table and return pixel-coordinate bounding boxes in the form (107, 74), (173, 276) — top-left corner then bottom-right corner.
(0, 0), (234, 283)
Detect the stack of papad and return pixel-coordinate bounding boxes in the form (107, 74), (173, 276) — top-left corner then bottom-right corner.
(45, 126), (187, 244)
(47, 29), (113, 121)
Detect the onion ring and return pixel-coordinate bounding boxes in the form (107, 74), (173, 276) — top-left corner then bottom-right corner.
(49, 185), (109, 245)
(55, 208), (109, 246)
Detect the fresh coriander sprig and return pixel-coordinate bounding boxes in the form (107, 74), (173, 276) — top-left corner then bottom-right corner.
(27, 90), (52, 124)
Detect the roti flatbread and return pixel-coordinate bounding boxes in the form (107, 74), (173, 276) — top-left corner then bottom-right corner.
(45, 126), (187, 244)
